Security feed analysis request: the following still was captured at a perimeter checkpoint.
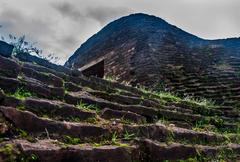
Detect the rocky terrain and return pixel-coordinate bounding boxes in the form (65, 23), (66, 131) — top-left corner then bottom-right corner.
(0, 40), (239, 161)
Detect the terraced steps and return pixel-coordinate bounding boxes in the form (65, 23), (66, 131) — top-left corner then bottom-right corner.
(0, 54), (239, 161)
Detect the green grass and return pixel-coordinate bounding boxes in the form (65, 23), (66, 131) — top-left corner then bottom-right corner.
(104, 75), (119, 82)
(137, 85), (216, 107)
(63, 135), (81, 145)
(16, 105), (26, 110)
(10, 88), (33, 100)
(0, 144), (17, 162)
(183, 96), (216, 107)
(76, 100), (100, 113)
(93, 132), (129, 147)
(123, 131), (135, 140)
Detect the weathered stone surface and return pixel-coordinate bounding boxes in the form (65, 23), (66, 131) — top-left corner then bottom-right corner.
(22, 78), (65, 99)
(89, 90), (161, 108)
(71, 69), (83, 77)
(1, 96), (22, 108)
(101, 108), (146, 123)
(0, 106), (108, 139)
(65, 93), (158, 120)
(158, 109), (203, 122)
(22, 67), (63, 87)
(138, 139), (197, 161)
(0, 140), (140, 162)
(0, 112), (8, 134)
(15, 52), (73, 75)
(23, 62), (67, 79)
(0, 56), (21, 78)
(123, 124), (227, 144)
(137, 139), (240, 161)
(0, 89), (4, 102)
(67, 76), (115, 93)
(0, 76), (20, 93)
(24, 97), (96, 120)
(64, 82), (83, 92)
(0, 41), (14, 57)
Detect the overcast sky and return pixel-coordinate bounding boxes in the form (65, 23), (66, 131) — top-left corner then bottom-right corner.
(0, 0), (239, 64)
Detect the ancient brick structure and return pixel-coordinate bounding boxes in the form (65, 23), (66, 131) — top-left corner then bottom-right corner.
(65, 13), (240, 107)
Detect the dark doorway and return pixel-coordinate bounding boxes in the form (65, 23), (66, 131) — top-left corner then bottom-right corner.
(81, 60), (104, 78)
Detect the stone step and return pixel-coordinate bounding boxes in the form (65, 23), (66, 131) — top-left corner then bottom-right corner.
(137, 138), (240, 162)
(0, 75), (65, 100)
(1, 138), (239, 162)
(14, 52), (78, 77)
(64, 82), (83, 92)
(88, 90), (161, 108)
(64, 93), (158, 121)
(0, 139), (139, 162)
(166, 102), (223, 116)
(89, 76), (146, 97)
(21, 76), (65, 100)
(0, 76), (20, 93)
(24, 97), (96, 121)
(22, 67), (63, 87)
(163, 105), (193, 114)
(0, 106), (108, 140)
(22, 62), (67, 79)
(67, 76), (116, 94)
(100, 108), (146, 124)
(0, 55), (21, 78)
(123, 124), (237, 145)
(1, 96), (97, 122)
(158, 109), (203, 123)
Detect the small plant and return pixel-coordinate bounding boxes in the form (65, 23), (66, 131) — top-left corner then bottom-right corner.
(166, 129), (175, 143)
(119, 117), (133, 124)
(138, 85), (181, 103)
(18, 153), (39, 162)
(123, 131), (135, 140)
(0, 144), (18, 162)
(76, 100), (100, 113)
(183, 96), (215, 107)
(10, 88), (32, 99)
(9, 35), (42, 57)
(0, 30), (59, 63)
(157, 117), (169, 125)
(42, 114), (50, 119)
(17, 154), (39, 162)
(111, 132), (118, 145)
(104, 75), (119, 82)
(210, 116), (224, 127)
(17, 129), (28, 138)
(63, 135), (81, 145)
(16, 104), (26, 111)
(137, 85), (217, 108)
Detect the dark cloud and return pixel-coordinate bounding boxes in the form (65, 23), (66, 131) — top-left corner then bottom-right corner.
(52, 2), (132, 25)
(52, 2), (85, 21)
(87, 6), (133, 25)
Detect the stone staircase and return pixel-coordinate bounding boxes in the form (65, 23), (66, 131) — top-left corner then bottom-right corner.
(0, 51), (239, 162)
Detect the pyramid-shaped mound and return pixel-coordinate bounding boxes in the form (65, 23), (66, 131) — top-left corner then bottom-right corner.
(65, 13), (240, 110)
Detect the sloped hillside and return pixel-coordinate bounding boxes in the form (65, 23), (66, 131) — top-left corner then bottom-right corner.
(0, 42), (239, 161)
(65, 13), (240, 110)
